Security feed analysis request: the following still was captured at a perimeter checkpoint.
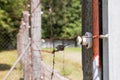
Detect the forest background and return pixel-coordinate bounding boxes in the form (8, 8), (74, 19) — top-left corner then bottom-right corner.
(0, 0), (81, 50)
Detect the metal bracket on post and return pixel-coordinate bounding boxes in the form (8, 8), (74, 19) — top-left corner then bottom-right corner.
(82, 32), (93, 49)
(77, 32), (108, 49)
(77, 32), (92, 49)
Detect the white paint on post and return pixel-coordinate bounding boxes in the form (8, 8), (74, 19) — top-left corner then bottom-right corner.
(108, 0), (120, 80)
(93, 55), (100, 80)
(31, 0), (41, 80)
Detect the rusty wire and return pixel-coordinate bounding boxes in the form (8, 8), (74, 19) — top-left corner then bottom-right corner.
(49, 0), (56, 79)
(23, 0), (68, 79)
(49, 0), (68, 79)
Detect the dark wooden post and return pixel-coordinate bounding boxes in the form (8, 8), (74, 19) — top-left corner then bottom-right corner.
(82, 0), (93, 80)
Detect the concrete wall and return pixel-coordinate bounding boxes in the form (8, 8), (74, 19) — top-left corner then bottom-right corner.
(108, 0), (120, 80)
(102, 0), (109, 80)
(41, 39), (76, 48)
(103, 0), (120, 80)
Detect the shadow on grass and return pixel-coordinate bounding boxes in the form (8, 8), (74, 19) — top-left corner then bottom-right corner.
(0, 64), (11, 71)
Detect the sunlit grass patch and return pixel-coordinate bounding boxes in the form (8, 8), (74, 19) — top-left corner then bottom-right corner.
(0, 50), (23, 80)
(0, 47), (83, 80)
(41, 47), (83, 80)
(65, 47), (81, 52)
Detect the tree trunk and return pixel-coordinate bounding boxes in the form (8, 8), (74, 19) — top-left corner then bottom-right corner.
(82, 0), (93, 80)
(31, 0), (42, 80)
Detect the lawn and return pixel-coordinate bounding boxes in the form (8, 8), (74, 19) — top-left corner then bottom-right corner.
(41, 47), (83, 80)
(0, 50), (23, 80)
(0, 47), (83, 80)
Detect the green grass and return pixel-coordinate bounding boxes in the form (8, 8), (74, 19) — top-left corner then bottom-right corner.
(0, 47), (83, 80)
(41, 47), (83, 80)
(0, 50), (23, 80)
(42, 47), (81, 52)
(65, 47), (81, 52)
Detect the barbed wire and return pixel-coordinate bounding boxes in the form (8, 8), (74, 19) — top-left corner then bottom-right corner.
(0, 0), (74, 79)
(49, 0), (55, 79)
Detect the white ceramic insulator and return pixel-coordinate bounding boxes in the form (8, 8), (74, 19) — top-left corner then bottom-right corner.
(77, 36), (82, 46)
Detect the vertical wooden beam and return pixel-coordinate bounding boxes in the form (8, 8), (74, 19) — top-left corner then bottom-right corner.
(31, 0), (41, 80)
(23, 11), (31, 80)
(17, 11), (31, 80)
(82, 0), (93, 80)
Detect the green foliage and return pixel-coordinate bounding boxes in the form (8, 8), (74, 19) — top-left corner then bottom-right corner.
(0, 0), (26, 30)
(0, 0), (26, 50)
(42, 0), (82, 39)
(0, 0), (81, 49)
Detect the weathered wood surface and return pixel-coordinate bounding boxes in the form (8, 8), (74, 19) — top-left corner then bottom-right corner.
(82, 0), (93, 80)
(17, 11), (31, 80)
(31, 0), (42, 79)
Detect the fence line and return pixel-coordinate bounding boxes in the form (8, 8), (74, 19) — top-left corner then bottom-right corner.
(2, 11), (31, 80)
(41, 61), (69, 80)
(17, 11), (31, 80)
(2, 41), (31, 80)
(2, 9), (69, 80)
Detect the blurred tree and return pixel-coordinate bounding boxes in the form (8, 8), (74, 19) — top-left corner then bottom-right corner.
(42, 0), (82, 39)
(0, 0), (82, 49)
(0, 0), (26, 50)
